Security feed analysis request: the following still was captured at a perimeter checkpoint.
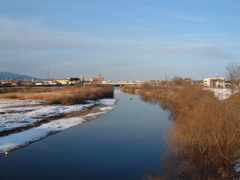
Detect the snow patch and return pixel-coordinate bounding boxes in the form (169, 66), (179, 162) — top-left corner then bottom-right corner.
(98, 99), (117, 105)
(0, 99), (43, 109)
(235, 159), (240, 172)
(84, 98), (117, 106)
(0, 104), (88, 132)
(0, 108), (114, 153)
(205, 88), (232, 100)
(0, 98), (117, 154)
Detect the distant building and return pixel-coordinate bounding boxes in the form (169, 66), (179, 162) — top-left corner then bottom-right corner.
(35, 79), (61, 86)
(79, 75), (85, 82)
(90, 74), (104, 83)
(35, 82), (44, 86)
(56, 79), (71, 85)
(148, 80), (160, 85)
(0, 81), (11, 86)
(135, 80), (143, 84)
(203, 77), (225, 88)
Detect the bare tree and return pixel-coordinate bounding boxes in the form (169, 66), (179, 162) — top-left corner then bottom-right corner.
(171, 76), (184, 86)
(226, 62), (240, 93)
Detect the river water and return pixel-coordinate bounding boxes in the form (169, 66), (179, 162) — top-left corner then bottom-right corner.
(0, 88), (171, 180)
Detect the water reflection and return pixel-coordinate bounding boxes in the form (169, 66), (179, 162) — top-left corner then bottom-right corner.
(0, 89), (171, 180)
(139, 95), (177, 121)
(141, 94), (240, 179)
(154, 144), (240, 179)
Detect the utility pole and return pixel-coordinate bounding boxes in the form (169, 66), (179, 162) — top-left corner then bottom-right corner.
(165, 74), (168, 81)
(48, 69), (50, 80)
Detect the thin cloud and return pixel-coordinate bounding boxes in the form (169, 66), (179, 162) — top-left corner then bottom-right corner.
(138, 5), (208, 22)
(0, 16), (169, 54)
(0, 51), (48, 57)
(0, 16), (236, 61)
(161, 10), (207, 22)
(139, 43), (237, 59)
(0, 16), (117, 50)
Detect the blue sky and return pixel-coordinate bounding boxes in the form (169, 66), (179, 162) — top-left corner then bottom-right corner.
(0, 0), (239, 80)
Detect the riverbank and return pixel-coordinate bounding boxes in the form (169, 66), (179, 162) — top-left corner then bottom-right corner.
(0, 98), (117, 154)
(0, 85), (114, 105)
(0, 85), (116, 154)
(121, 84), (240, 179)
(0, 88), (172, 180)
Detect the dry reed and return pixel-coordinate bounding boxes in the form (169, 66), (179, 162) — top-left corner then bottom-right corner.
(122, 83), (240, 179)
(0, 86), (113, 105)
(167, 87), (240, 179)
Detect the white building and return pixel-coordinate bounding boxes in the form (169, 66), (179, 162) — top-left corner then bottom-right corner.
(56, 79), (71, 85)
(203, 77), (225, 88)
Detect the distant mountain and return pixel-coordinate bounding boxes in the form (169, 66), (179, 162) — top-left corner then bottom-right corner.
(0, 72), (38, 80)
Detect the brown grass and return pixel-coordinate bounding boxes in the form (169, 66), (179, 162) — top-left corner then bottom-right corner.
(0, 86), (58, 94)
(166, 87), (240, 179)
(122, 82), (240, 179)
(0, 86), (113, 105)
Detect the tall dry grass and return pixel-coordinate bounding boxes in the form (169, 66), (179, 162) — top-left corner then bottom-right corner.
(140, 86), (240, 179)
(0, 86), (58, 94)
(122, 82), (240, 179)
(0, 86), (113, 105)
(166, 87), (240, 179)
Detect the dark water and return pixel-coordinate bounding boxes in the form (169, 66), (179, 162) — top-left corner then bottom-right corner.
(0, 88), (171, 180)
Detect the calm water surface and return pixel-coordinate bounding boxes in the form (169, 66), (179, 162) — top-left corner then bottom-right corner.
(0, 88), (171, 180)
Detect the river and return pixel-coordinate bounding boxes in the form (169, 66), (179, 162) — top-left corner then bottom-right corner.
(0, 88), (171, 180)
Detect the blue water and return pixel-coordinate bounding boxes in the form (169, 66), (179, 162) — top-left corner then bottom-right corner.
(0, 89), (171, 180)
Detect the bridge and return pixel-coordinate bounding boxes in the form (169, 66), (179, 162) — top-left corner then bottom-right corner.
(85, 81), (142, 86)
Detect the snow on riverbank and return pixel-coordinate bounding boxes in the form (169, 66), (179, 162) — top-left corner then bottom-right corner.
(0, 98), (117, 154)
(0, 105), (89, 132)
(0, 99), (43, 109)
(234, 159), (240, 173)
(205, 88), (232, 100)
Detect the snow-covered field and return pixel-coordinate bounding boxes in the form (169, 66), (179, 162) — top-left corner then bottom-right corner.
(0, 98), (117, 154)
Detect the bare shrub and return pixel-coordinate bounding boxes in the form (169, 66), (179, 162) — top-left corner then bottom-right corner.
(132, 82), (240, 179)
(141, 82), (152, 90)
(225, 92), (240, 119)
(167, 88), (240, 179)
(121, 85), (138, 94)
(226, 62), (240, 93)
(172, 76), (184, 86)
